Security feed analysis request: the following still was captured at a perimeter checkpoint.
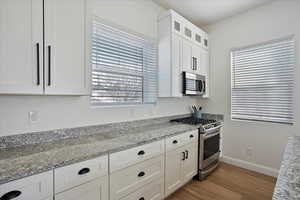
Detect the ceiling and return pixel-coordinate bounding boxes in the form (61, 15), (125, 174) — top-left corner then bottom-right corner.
(153, 0), (275, 26)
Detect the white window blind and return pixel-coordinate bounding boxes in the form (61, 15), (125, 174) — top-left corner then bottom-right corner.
(231, 37), (295, 124)
(91, 19), (157, 105)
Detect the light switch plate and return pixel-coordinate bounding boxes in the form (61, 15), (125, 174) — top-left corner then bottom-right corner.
(29, 111), (38, 123)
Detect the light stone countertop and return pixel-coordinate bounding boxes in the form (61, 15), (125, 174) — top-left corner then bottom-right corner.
(273, 136), (300, 200)
(0, 116), (201, 185)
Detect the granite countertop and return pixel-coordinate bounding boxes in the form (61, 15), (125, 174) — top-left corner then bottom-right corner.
(0, 116), (205, 185)
(273, 136), (300, 200)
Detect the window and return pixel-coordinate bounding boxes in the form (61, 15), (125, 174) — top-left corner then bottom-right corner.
(231, 37), (295, 124)
(91, 19), (157, 105)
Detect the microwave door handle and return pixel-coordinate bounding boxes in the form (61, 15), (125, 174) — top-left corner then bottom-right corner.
(198, 80), (203, 93)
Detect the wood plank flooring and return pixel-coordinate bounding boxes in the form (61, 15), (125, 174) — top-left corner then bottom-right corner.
(166, 162), (277, 200)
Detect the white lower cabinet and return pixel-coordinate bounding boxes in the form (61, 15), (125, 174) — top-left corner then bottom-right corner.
(120, 179), (164, 200)
(165, 131), (199, 197)
(0, 132), (198, 200)
(110, 156), (164, 200)
(0, 171), (53, 200)
(55, 177), (108, 200)
(165, 147), (184, 196)
(109, 140), (165, 200)
(54, 155), (109, 200)
(182, 141), (198, 183)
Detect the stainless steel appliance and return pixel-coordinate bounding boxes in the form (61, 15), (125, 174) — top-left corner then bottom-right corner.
(171, 117), (222, 180)
(182, 72), (206, 96)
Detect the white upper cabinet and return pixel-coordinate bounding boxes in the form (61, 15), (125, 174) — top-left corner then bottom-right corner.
(171, 34), (183, 97)
(203, 32), (209, 50)
(44, 0), (88, 95)
(192, 44), (202, 74)
(0, 0), (88, 95)
(158, 9), (210, 98)
(181, 39), (193, 73)
(0, 0), (44, 94)
(201, 48), (210, 98)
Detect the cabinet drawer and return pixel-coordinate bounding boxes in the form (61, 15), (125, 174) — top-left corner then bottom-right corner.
(110, 156), (164, 200)
(166, 130), (198, 152)
(55, 177), (108, 200)
(54, 155), (108, 194)
(0, 171), (53, 200)
(120, 179), (164, 200)
(184, 130), (198, 144)
(110, 140), (164, 173)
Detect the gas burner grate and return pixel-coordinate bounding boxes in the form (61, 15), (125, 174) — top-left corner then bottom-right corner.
(171, 117), (216, 125)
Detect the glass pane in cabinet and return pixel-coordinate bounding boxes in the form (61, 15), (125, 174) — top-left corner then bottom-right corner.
(185, 28), (192, 38)
(204, 39), (208, 47)
(195, 34), (201, 43)
(174, 21), (180, 32)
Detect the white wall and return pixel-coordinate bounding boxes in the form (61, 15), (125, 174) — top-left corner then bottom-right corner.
(0, 0), (202, 136)
(206, 0), (300, 175)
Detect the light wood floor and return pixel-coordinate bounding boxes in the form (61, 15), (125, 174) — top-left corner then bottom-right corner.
(166, 162), (277, 200)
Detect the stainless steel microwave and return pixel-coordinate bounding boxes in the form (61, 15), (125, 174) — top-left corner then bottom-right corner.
(182, 72), (206, 96)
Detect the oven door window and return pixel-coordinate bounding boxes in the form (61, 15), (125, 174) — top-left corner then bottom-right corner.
(204, 134), (220, 160)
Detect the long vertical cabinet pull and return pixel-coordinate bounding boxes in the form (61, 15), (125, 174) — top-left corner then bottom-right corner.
(47, 45), (51, 86)
(36, 43), (40, 85)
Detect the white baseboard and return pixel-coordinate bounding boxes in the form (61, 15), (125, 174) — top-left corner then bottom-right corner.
(221, 156), (279, 177)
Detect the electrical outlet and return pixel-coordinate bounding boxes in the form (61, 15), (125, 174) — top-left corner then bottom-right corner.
(28, 111), (38, 123)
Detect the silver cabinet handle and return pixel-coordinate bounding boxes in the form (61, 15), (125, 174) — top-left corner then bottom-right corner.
(47, 45), (51, 86)
(36, 43), (40, 85)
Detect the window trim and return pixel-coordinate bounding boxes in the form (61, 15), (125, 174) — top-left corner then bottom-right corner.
(230, 35), (295, 124)
(90, 17), (158, 107)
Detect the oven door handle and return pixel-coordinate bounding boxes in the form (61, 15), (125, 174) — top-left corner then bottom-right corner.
(203, 130), (221, 140)
(204, 124), (222, 135)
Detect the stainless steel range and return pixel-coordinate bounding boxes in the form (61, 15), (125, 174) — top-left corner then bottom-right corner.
(171, 117), (222, 180)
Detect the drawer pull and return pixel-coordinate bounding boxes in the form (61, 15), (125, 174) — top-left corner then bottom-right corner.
(139, 198), (145, 200)
(1, 190), (22, 200)
(138, 150), (145, 156)
(182, 152), (186, 161)
(190, 134), (194, 138)
(78, 168), (90, 175)
(172, 140), (178, 144)
(185, 150), (189, 159)
(138, 171), (145, 177)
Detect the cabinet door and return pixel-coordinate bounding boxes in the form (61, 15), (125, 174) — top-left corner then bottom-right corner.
(44, 0), (88, 95)
(165, 147), (184, 197)
(55, 177), (108, 200)
(192, 44), (202, 75)
(171, 34), (183, 97)
(181, 39), (193, 73)
(202, 49), (209, 97)
(199, 48), (208, 76)
(182, 142), (198, 183)
(0, 0), (43, 94)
